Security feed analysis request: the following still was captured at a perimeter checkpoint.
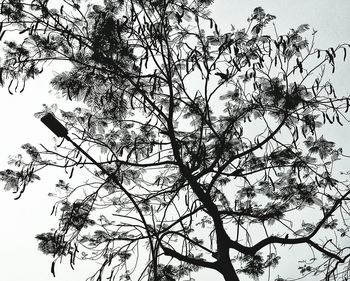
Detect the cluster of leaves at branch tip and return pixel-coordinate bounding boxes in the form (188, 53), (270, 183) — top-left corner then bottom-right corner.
(0, 144), (41, 194)
(1, 0), (350, 281)
(237, 252), (281, 279)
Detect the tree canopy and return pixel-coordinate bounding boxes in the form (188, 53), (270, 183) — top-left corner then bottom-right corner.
(1, 1), (350, 280)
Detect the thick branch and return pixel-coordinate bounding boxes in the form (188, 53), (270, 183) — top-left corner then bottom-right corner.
(160, 244), (217, 270)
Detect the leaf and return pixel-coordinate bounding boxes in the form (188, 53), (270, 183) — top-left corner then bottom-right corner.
(252, 24), (261, 35)
(252, 7), (265, 18)
(69, 167), (74, 179)
(312, 197), (323, 207)
(51, 261), (56, 277)
(0, 30), (6, 41)
(4, 178), (18, 191)
(206, 35), (220, 45)
(215, 72), (228, 80)
(301, 221), (315, 233)
(295, 229), (305, 235)
(219, 90), (239, 100)
(297, 24), (310, 33)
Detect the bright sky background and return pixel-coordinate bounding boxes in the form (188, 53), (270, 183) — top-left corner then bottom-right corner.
(0, 1), (350, 281)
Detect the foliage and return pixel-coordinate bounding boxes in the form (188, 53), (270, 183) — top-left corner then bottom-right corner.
(1, 1), (350, 281)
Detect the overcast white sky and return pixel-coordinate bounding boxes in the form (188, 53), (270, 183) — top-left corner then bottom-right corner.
(0, 1), (350, 281)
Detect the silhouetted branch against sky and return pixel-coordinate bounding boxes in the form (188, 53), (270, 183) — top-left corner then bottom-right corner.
(1, 1), (350, 281)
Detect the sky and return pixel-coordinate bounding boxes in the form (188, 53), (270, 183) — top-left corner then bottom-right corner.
(0, 1), (350, 281)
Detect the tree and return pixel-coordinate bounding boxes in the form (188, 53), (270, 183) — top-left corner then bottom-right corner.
(1, 1), (350, 280)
